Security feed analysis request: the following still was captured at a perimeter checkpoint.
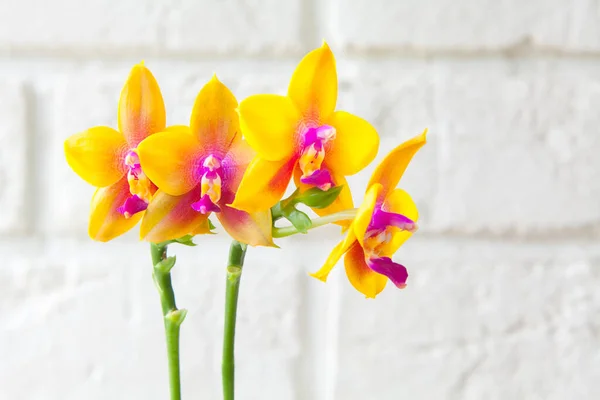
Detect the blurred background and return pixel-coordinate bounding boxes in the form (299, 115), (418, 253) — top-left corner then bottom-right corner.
(1, 0), (599, 399)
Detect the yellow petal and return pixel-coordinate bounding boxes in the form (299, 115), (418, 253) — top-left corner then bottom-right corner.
(229, 156), (296, 214)
(344, 243), (388, 298)
(164, 125), (192, 134)
(310, 227), (357, 282)
(288, 42), (337, 119)
(190, 75), (240, 152)
(118, 63), (166, 147)
(238, 94), (300, 161)
(190, 217), (214, 236)
(293, 165), (353, 227)
(379, 188), (419, 256)
(140, 188), (209, 243)
(89, 177), (142, 241)
(367, 129), (427, 200)
(353, 183), (383, 247)
(218, 205), (274, 247)
(64, 126), (127, 187)
(137, 130), (200, 196)
(326, 111), (379, 176)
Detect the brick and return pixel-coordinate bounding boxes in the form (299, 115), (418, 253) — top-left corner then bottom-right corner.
(40, 67), (123, 237)
(0, 80), (28, 235)
(433, 59), (600, 235)
(0, 0), (165, 52)
(334, 239), (600, 400)
(163, 0), (304, 54)
(345, 59), (600, 236)
(342, 60), (438, 231)
(0, 238), (303, 399)
(334, 0), (600, 52)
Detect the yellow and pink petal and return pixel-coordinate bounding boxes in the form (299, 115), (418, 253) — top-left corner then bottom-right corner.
(325, 110), (379, 177)
(230, 156), (297, 214)
(367, 129), (427, 202)
(343, 243), (388, 298)
(64, 126), (128, 188)
(217, 204), (274, 247)
(89, 176), (143, 242)
(118, 62), (166, 148)
(140, 187), (210, 243)
(190, 75), (240, 154)
(238, 94), (301, 162)
(288, 42), (338, 121)
(136, 130), (200, 196)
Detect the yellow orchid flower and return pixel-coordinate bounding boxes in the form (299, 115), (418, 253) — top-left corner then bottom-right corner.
(310, 130), (427, 298)
(64, 62), (165, 241)
(230, 42), (380, 217)
(136, 76), (274, 246)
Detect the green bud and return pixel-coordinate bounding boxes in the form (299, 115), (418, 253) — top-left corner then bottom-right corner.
(165, 309), (187, 326)
(293, 185), (344, 209)
(284, 208), (312, 233)
(174, 235), (196, 247)
(155, 256), (176, 273)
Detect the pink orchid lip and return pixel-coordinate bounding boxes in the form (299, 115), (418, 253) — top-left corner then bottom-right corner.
(117, 194), (148, 218)
(298, 125), (336, 191)
(192, 154), (224, 214)
(191, 194), (221, 214)
(300, 168), (334, 191)
(367, 256), (408, 288)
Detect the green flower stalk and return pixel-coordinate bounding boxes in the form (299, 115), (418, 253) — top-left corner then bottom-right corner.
(222, 240), (248, 400)
(151, 242), (187, 400)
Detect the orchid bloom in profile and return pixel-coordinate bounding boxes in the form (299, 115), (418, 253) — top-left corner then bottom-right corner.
(64, 62), (164, 241)
(310, 130), (427, 298)
(136, 76), (273, 246)
(230, 42), (379, 217)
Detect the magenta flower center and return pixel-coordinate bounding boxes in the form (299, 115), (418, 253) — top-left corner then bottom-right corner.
(361, 206), (417, 289)
(118, 150), (152, 219)
(191, 154), (223, 214)
(298, 125), (336, 190)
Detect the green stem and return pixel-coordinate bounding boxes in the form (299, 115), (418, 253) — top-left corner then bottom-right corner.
(272, 208), (358, 238)
(222, 240), (248, 400)
(151, 243), (186, 400)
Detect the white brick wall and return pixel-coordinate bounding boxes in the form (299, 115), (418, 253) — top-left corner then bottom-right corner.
(0, 1), (599, 399)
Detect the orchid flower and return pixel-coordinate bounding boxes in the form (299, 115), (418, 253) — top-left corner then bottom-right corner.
(230, 42), (379, 217)
(64, 62), (165, 241)
(310, 130), (427, 298)
(136, 76), (273, 246)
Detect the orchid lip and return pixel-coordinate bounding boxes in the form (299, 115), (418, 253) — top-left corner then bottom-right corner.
(367, 256), (408, 289)
(117, 194), (148, 219)
(300, 169), (334, 191)
(191, 194), (221, 214)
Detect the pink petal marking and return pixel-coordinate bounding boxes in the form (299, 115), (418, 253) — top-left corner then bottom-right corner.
(366, 256), (408, 289)
(117, 194), (148, 219)
(191, 194), (221, 214)
(300, 169), (334, 191)
(368, 207), (417, 233)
